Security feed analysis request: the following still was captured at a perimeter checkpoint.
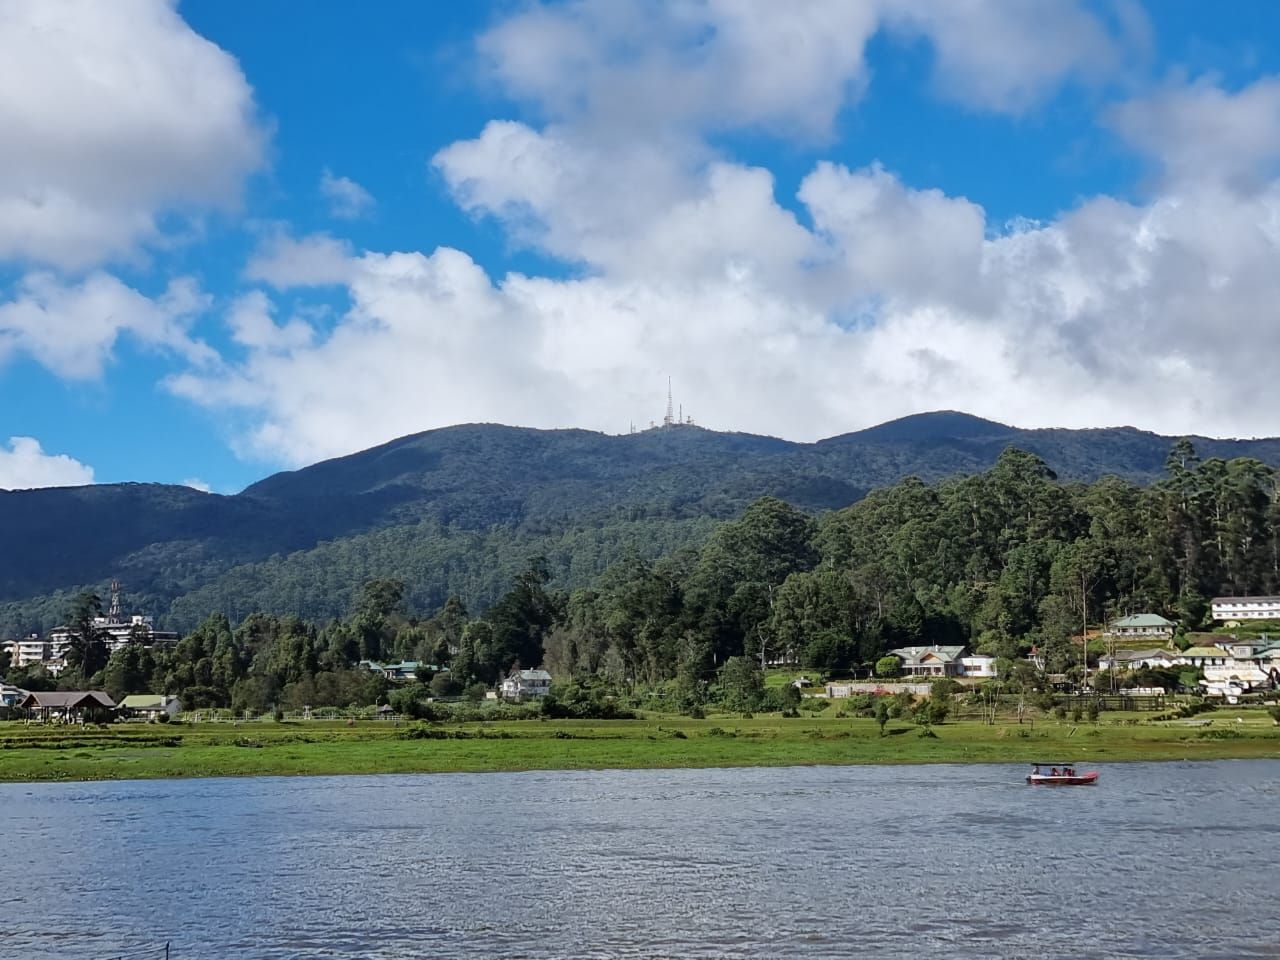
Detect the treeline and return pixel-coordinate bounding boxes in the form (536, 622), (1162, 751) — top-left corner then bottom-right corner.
(5, 442), (1278, 712)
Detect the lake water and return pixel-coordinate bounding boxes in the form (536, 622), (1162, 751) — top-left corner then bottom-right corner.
(3, 760), (1280, 959)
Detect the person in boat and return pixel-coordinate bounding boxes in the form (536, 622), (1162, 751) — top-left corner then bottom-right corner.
(1032, 764), (1041, 776)
(1065, 767), (1074, 777)
(1050, 767), (1059, 776)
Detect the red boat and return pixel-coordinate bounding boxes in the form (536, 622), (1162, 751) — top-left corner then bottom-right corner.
(1026, 763), (1099, 786)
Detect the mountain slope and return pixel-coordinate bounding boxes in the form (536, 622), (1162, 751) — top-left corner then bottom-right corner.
(5, 411), (1280, 634)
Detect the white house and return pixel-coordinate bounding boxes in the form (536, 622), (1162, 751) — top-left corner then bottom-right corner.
(1211, 596), (1280, 622)
(958, 654), (998, 678)
(887, 646), (996, 679)
(1097, 648), (1179, 672)
(499, 669), (553, 699)
(1106, 614), (1176, 641)
(118, 694), (182, 720)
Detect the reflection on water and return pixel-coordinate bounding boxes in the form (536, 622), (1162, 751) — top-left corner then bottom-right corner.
(3, 760), (1279, 959)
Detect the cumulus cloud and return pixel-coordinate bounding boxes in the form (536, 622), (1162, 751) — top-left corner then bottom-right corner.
(1107, 76), (1280, 190)
(244, 231), (358, 288)
(320, 169), (376, 219)
(167, 2), (1280, 466)
(0, 272), (212, 380)
(478, 0), (1131, 138)
(182, 477), (212, 493)
(0, 437), (94, 490)
(0, 0), (266, 269)
(880, 0), (1132, 113)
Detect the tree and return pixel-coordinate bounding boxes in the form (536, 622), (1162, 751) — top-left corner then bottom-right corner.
(63, 592), (109, 679)
(874, 655), (902, 678)
(717, 656), (764, 712)
(429, 672), (461, 698)
(874, 697), (890, 735)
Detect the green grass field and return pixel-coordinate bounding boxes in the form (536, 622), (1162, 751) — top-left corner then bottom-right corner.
(2, 711), (1278, 783)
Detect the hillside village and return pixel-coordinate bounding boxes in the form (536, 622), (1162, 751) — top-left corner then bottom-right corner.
(5, 589), (1278, 724)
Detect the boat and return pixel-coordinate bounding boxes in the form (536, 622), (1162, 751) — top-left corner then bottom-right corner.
(1025, 763), (1098, 786)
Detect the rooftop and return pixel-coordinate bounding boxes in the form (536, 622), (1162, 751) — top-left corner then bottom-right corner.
(1109, 614), (1175, 629)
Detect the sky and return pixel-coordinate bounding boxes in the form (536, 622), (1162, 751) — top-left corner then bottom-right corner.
(4, 0), (1280, 493)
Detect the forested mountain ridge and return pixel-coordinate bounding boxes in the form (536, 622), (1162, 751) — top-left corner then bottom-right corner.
(5, 411), (1280, 635)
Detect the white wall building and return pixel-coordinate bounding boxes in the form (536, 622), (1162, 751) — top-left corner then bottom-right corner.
(1211, 596), (1280, 621)
(499, 669), (553, 699)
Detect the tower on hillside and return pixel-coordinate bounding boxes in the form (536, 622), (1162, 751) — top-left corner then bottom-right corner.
(663, 378), (675, 427)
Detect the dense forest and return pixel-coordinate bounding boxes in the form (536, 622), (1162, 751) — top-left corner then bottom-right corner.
(7, 412), (1280, 636)
(5, 441), (1276, 714)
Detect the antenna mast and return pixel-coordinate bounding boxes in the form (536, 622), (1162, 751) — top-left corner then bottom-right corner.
(664, 378), (674, 427)
(108, 579), (122, 621)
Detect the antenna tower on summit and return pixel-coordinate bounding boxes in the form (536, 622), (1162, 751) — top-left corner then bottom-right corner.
(664, 378), (675, 427)
(108, 579), (122, 621)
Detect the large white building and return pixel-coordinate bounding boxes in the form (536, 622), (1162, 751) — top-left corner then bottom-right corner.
(1211, 596), (1280, 622)
(499, 669), (553, 699)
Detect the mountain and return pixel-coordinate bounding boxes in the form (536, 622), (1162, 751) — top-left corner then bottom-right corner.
(5, 411), (1280, 634)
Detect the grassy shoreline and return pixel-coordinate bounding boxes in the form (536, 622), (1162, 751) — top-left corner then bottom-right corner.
(3, 713), (1280, 783)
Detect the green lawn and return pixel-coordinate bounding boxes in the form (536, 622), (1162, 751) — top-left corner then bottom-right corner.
(2, 713), (1278, 783)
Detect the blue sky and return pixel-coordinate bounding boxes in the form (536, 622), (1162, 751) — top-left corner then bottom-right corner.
(4, 0), (1280, 493)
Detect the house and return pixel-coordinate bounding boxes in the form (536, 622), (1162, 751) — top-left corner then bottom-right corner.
(0, 683), (28, 708)
(118, 694), (182, 721)
(1176, 643), (1280, 693)
(958, 654), (998, 678)
(885, 646), (995, 678)
(1211, 596), (1280, 622)
(358, 660), (424, 682)
(499, 668), (553, 699)
(888, 645), (967, 677)
(791, 676), (814, 689)
(18, 691), (116, 723)
(1106, 614), (1176, 641)
(1097, 648), (1179, 672)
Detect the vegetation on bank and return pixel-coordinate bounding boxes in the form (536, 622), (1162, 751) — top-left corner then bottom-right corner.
(2, 711), (1278, 783)
(4, 441), (1280, 723)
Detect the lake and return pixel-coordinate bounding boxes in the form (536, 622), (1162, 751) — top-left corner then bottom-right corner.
(3, 760), (1279, 959)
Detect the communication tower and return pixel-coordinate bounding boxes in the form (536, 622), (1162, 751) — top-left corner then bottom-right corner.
(108, 579), (122, 622)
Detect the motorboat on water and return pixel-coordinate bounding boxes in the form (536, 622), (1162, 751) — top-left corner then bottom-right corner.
(1026, 763), (1098, 786)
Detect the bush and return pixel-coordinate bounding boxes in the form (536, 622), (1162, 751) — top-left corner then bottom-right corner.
(272, 708), (284, 722)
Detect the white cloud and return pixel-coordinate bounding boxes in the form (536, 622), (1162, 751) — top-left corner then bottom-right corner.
(1107, 76), (1280, 190)
(477, 0), (1129, 138)
(175, 149), (1280, 465)
(0, 272), (212, 380)
(182, 477), (212, 493)
(0, 0), (266, 269)
(0, 437), (94, 489)
(226, 291), (315, 354)
(244, 231), (357, 288)
(320, 169), (376, 219)
(880, 0), (1131, 113)
(167, 2), (1280, 465)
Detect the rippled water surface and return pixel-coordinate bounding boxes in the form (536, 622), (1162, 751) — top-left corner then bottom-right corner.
(4, 761), (1280, 959)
